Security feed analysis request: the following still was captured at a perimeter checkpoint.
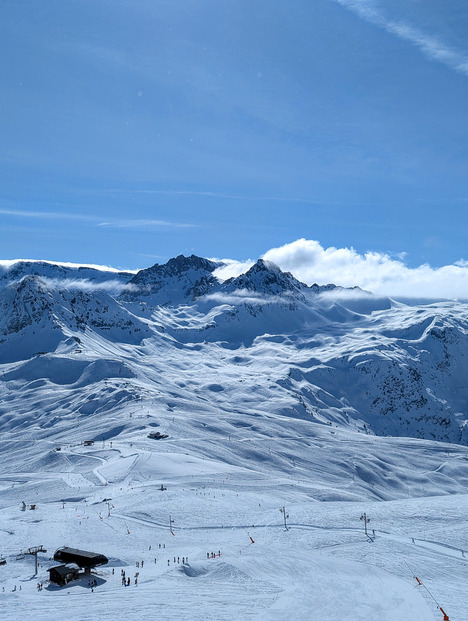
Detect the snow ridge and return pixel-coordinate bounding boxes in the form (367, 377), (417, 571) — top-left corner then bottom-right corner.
(1, 255), (468, 620)
(0, 254), (467, 447)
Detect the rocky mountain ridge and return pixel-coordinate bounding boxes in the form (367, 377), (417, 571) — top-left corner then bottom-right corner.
(0, 254), (467, 448)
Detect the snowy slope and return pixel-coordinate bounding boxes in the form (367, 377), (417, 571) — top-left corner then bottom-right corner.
(1, 255), (468, 619)
(0, 260), (133, 291)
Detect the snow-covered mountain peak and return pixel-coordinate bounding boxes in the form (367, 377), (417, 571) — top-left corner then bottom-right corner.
(163, 254), (219, 275)
(250, 258), (281, 273)
(0, 260), (134, 295)
(131, 254), (218, 283)
(1, 250), (468, 450)
(124, 254), (220, 305)
(222, 258), (307, 298)
(1, 274), (55, 324)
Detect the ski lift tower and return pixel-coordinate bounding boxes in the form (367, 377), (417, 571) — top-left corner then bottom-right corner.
(25, 545), (47, 575)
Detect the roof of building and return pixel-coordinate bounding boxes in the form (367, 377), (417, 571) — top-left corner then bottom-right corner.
(53, 547), (108, 568)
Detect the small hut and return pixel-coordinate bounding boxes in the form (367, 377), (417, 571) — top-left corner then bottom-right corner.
(47, 564), (79, 586)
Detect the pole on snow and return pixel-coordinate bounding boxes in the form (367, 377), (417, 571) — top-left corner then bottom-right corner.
(360, 512), (370, 536)
(280, 506), (289, 530)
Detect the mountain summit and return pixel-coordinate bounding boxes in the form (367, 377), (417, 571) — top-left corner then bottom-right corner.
(125, 254), (220, 304)
(221, 259), (308, 298)
(0, 253), (467, 448)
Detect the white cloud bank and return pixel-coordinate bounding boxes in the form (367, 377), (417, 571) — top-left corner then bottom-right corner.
(216, 239), (468, 299)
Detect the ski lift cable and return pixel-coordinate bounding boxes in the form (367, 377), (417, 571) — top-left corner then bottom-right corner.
(404, 560), (441, 608)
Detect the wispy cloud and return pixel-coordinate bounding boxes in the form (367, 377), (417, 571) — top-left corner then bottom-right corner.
(201, 289), (292, 307)
(97, 218), (198, 229)
(0, 208), (197, 230)
(134, 253), (166, 261)
(333, 0), (468, 77)
(117, 188), (330, 206)
(38, 277), (137, 294)
(220, 239), (468, 299)
(0, 208), (96, 222)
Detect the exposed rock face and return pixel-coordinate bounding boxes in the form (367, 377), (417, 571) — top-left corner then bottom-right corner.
(221, 259), (309, 297)
(124, 254), (220, 304)
(1, 255), (468, 446)
(0, 276), (56, 335)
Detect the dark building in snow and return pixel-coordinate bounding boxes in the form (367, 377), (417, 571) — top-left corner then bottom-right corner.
(53, 547), (108, 570)
(47, 564), (80, 586)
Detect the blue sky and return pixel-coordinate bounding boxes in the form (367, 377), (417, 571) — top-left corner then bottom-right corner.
(1, 0), (468, 282)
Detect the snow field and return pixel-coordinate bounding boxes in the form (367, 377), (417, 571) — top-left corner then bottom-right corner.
(1, 434), (467, 620)
(2, 260), (468, 619)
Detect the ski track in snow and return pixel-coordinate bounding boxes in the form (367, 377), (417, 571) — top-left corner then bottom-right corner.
(1, 435), (466, 620)
(1, 258), (468, 618)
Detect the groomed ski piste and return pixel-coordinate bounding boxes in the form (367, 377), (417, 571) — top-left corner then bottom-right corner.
(1, 257), (468, 620)
(2, 403), (468, 620)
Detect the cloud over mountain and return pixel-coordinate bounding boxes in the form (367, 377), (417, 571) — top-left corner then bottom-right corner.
(217, 239), (468, 299)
